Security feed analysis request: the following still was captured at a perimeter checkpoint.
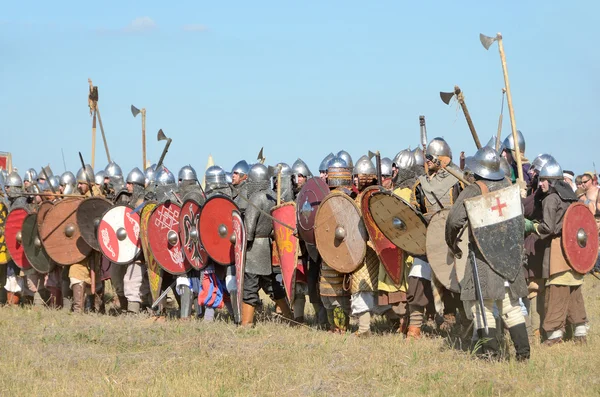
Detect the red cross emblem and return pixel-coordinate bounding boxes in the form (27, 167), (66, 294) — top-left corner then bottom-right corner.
(491, 197), (507, 216)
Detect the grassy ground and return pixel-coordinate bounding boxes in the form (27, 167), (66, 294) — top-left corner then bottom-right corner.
(1, 277), (600, 397)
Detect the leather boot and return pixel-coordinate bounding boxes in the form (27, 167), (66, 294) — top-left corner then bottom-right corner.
(22, 295), (34, 306)
(118, 295), (128, 313)
(476, 328), (499, 360)
(48, 287), (62, 309)
(71, 284), (85, 313)
(293, 297), (306, 321)
(241, 303), (255, 327)
(274, 298), (293, 320)
(407, 325), (421, 339)
(508, 323), (530, 361)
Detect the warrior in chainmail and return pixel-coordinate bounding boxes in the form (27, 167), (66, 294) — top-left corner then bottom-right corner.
(231, 160), (249, 214)
(241, 164), (292, 326)
(446, 145), (529, 361)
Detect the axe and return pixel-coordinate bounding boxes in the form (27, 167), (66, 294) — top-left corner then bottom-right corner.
(419, 116), (429, 174)
(268, 164), (283, 206)
(88, 79), (111, 164)
(257, 147), (266, 165)
(480, 32), (524, 184)
(155, 129), (172, 172)
(367, 150), (382, 186)
(440, 85), (481, 149)
(131, 104), (147, 169)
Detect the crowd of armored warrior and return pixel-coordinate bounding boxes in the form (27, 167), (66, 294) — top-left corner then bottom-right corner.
(0, 129), (598, 362)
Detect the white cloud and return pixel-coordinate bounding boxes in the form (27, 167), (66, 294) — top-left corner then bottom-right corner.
(182, 24), (208, 32)
(123, 16), (157, 33)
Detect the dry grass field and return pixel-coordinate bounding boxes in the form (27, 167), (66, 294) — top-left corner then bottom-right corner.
(1, 277), (600, 396)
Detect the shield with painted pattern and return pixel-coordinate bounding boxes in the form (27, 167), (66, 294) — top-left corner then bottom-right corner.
(562, 202), (599, 274)
(179, 199), (210, 270)
(40, 198), (91, 265)
(22, 213), (55, 273)
(147, 201), (191, 275)
(232, 209), (246, 323)
(5, 207), (32, 269)
(97, 204), (142, 265)
(271, 202), (299, 303)
(296, 177), (329, 245)
(0, 202), (10, 264)
(140, 201), (162, 303)
(368, 191), (428, 256)
(360, 186), (403, 285)
(77, 197), (113, 251)
(464, 184), (523, 282)
(314, 191), (367, 273)
(199, 195), (238, 265)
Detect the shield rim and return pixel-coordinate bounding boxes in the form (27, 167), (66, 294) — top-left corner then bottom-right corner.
(314, 191), (367, 273)
(76, 196), (113, 252)
(5, 207), (32, 269)
(562, 202), (599, 274)
(368, 190), (428, 255)
(140, 201), (163, 303)
(425, 209), (463, 293)
(232, 209), (246, 324)
(179, 198), (210, 270)
(199, 194), (239, 265)
(97, 204), (142, 265)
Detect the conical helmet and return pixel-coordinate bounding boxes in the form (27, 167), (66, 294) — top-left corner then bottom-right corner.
(464, 145), (505, 181)
(353, 155), (376, 175)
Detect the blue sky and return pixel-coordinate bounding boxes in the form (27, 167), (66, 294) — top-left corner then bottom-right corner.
(2, 1), (598, 177)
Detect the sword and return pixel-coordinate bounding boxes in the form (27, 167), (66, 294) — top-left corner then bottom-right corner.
(78, 152), (94, 197)
(470, 250), (489, 336)
(151, 280), (177, 309)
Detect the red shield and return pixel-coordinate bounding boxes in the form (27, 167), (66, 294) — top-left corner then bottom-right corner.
(140, 202), (162, 303)
(562, 202), (599, 274)
(296, 177), (329, 245)
(360, 187), (403, 285)
(199, 195), (238, 265)
(179, 199), (210, 270)
(97, 205), (142, 265)
(147, 201), (191, 275)
(0, 202), (11, 265)
(271, 202), (299, 303)
(5, 207), (32, 270)
(232, 210), (246, 322)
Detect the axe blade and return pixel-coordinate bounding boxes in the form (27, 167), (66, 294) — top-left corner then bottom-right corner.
(479, 33), (497, 50)
(440, 91), (455, 105)
(157, 129), (168, 141)
(367, 150), (378, 160)
(131, 104), (140, 118)
(257, 147), (265, 164)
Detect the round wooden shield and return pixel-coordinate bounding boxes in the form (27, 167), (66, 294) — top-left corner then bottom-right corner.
(21, 213), (55, 274)
(199, 195), (238, 265)
(36, 201), (54, 230)
(562, 202), (599, 274)
(97, 205), (142, 265)
(40, 198), (92, 265)
(296, 177), (329, 245)
(314, 191), (367, 273)
(147, 201), (191, 275)
(77, 197), (113, 251)
(368, 191), (428, 255)
(179, 199), (210, 270)
(0, 202), (11, 264)
(5, 207), (32, 269)
(426, 209), (468, 293)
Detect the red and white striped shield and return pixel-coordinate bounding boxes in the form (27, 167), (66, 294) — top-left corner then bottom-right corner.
(464, 183), (524, 282)
(97, 205), (142, 265)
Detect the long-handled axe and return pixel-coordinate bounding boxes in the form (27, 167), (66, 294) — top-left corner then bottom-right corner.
(88, 79), (111, 165)
(367, 150), (382, 186)
(479, 32), (524, 185)
(257, 147), (266, 165)
(155, 129), (172, 172)
(131, 105), (147, 169)
(440, 85), (481, 149)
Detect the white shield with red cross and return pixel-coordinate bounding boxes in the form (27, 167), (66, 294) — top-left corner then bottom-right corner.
(463, 183), (524, 282)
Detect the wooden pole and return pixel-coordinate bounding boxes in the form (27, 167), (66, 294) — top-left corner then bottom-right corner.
(142, 108), (147, 170)
(495, 88), (506, 152)
(91, 110), (97, 169)
(456, 87), (481, 149)
(96, 106), (111, 163)
(496, 34), (524, 184)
